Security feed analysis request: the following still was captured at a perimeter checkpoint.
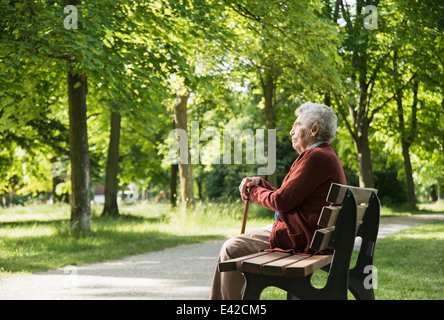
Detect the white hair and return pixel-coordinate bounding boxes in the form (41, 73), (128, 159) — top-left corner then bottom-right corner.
(295, 102), (338, 143)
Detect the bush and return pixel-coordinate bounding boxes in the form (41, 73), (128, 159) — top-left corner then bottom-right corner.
(374, 165), (407, 206)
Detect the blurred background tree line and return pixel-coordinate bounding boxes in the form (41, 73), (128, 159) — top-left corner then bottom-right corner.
(1, 0), (443, 231)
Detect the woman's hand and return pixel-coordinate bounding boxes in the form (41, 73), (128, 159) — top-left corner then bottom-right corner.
(239, 177), (260, 201)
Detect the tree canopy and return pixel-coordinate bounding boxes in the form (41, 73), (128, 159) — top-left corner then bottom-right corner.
(1, 0), (443, 229)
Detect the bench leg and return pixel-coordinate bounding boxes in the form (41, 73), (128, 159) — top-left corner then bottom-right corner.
(242, 273), (300, 300)
(349, 270), (375, 300)
(242, 273), (267, 300)
(349, 261), (376, 300)
(242, 272), (347, 300)
(348, 193), (379, 300)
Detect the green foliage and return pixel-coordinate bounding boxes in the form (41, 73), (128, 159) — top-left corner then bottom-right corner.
(374, 164), (408, 205)
(0, 0), (442, 205)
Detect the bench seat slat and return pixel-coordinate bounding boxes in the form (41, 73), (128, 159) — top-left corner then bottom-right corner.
(218, 252), (269, 272)
(223, 252), (333, 278)
(241, 252), (290, 274)
(261, 254), (310, 276)
(285, 255), (333, 277)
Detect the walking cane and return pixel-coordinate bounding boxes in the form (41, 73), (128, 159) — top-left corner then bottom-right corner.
(240, 194), (250, 234)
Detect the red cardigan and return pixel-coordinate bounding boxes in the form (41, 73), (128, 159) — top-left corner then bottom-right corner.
(249, 143), (346, 254)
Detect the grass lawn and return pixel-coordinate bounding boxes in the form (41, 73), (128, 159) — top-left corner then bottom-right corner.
(0, 201), (443, 299)
(0, 201), (273, 277)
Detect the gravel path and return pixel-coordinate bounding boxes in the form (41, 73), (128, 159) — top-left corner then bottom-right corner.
(0, 214), (443, 300)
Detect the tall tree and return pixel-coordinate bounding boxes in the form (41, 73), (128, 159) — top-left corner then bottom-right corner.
(67, 69), (91, 230)
(380, 0), (444, 204)
(173, 94), (195, 209)
(1, 0), (174, 229)
(65, 0), (92, 230)
(331, 0), (392, 188)
(395, 75), (418, 207)
(153, 0), (237, 207)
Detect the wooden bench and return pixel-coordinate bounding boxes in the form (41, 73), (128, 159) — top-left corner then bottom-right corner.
(219, 183), (380, 300)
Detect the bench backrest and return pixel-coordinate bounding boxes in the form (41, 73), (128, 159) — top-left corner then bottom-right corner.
(312, 183), (380, 300)
(310, 183), (378, 252)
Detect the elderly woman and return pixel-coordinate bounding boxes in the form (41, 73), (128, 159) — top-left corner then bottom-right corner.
(209, 102), (346, 300)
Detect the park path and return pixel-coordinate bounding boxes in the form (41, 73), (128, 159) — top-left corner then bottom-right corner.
(0, 214), (443, 300)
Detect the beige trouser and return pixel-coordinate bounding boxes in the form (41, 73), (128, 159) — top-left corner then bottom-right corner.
(209, 228), (271, 300)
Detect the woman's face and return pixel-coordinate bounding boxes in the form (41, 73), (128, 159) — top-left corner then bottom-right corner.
(289, 116), (318, 153)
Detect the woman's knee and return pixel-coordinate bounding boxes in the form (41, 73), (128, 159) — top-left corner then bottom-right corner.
(220, 234), (262, 260)
(220, 237), (244, 260)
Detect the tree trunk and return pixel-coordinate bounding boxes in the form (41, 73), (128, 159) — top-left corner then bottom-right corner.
(262, 72), (277, 187)
(349, 93), (374, 188)
(68, 70), (91, 231)
(442, 95), (444, 128)
(338, 98), (375, 188)
(353, 132), (375, 188)
(102, 110), (121, 217)
(401, 141), (416, 207)
(196, 175), (203, 201)
(441, 89), (444, 156)
(337, 0), (375, 189)
(169, 118), (178, 207)
(174, 94), (194, 210)
(170, 163), (178, 207)
(397, 80), (418, 208)
(394, 50), (417, 207)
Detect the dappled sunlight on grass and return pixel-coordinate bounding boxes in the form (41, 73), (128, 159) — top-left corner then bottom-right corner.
(417, 202), (444, 213)
(0, 204), (70, 223)
(380, 201), (444, 217)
